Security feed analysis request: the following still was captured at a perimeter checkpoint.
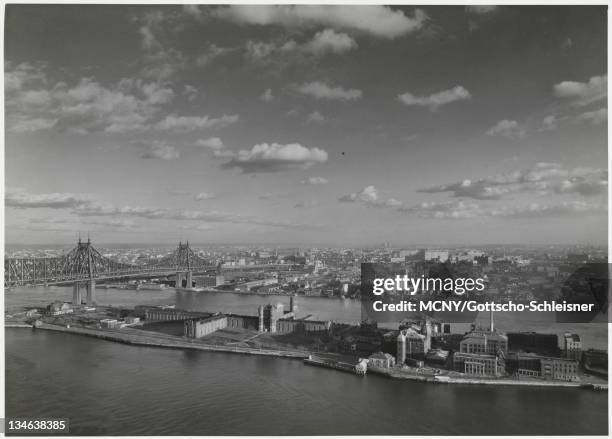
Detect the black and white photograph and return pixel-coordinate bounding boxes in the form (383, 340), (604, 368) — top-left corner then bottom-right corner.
(3, 3), (609, 436)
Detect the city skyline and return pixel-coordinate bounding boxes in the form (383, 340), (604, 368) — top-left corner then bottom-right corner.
(5, 5), (608, 246)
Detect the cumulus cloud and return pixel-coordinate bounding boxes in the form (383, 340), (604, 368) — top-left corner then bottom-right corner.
(553, 75), (607, 106)
(418, 162), (607, 200)
(305, 111), (326, 124)
(399, 199), (606, 220)
(6, 189), (91, 209)
(221, 143), (328, 173)
(301, 176), (329, 185)
(4, 63), (239, 136)
(183, 85), (199, 101)
(195, 137), (225, 150)
(295, 81), (362, 101)
(488, 201), (607, 218)
(399, 200), (480, 219)
(7, 116), (58, 133)
(303, 29), (357, 55)
(540, 115), (559, 131)
(140, 141), (180, 160)
(260, 88), (274, 102)
(4, 65), (183, 134)
(338, 185), (402, 208)
(196, 44), (234, 66)
(397, 86), (471, 111)
(486, 119), (526, 139)
(6, 189), (314, 230)
(214, 5), (426, 39)
(539, 108), (607, 131)
(245, 40), (279, 61)
(76, 203), (312, 229)
(577, 108), (607, 125)
(155, 114), (239, 132)
(141, 81), (175, 105)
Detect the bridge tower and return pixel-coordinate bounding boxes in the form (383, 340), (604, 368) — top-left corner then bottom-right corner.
(70, 236), (97, 305)
(175, 240), (193, 288)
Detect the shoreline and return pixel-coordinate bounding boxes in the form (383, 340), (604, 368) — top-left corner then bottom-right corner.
(6, 324), (607, 390)
(7, 323), (308, 359)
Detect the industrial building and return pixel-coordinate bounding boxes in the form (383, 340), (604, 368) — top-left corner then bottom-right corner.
(507, 332), (559, 355)
(564, 332), (582, 360)
(541, 357), (579, 381)
(452, 311), (507, 377)
(453, 352), (504, 376)
(396, 327), (430, 364)
(184, 315), (228, 338)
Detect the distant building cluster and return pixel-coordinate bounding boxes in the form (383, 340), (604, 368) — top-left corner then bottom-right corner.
(358, 311), (586, 382)
(180, 296), (331, 339)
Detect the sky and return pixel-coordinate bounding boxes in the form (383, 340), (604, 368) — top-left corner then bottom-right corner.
(4, 5), (608, 246)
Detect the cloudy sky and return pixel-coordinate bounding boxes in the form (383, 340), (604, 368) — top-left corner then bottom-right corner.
(5, 5), (608, 246)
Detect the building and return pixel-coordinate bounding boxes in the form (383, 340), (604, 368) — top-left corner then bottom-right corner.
(436, 321), (474, 335)
(195, 275), (225, 288)
(540, 357), (579, 382)
(184, 315), (228, 338)
(460, 330), (508, 356)
(396, 328), (428, 364)
(137, 306), (206, 322)
(505, 352), (543, 377)
(426, 348), (449, 365)
(507, 332), (559, 355)
(564, 332), (582, 360)
(424, 250), (449, 263)
(100, 318), (118, 329)
(238, 278), (278, 292)
(47, 301), (73, 316)
(582, 349), (608, 375)
(355, 359), (368, 375)
(276, 319), (331, 334)
(226, 314), (260, 330)
(260, 303), (285, 333)
(396, 331), (407, 365)
(368, 352), (396, 368)
(453, 352), (504, 376)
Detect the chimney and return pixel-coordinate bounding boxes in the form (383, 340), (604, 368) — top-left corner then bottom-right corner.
(489, 309), (494, 332)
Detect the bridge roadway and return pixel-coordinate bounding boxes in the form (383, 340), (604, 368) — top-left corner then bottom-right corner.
(7, 263), (304, 287)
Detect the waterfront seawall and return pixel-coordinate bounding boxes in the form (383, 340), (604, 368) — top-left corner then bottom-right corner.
(27, 323), (309, 359)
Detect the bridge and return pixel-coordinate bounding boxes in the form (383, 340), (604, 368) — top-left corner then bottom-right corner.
(4, 238), (304, 304)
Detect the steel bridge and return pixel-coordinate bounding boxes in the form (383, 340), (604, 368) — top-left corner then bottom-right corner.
(4, 238), (304, 304)
(4, 238), (214, 287)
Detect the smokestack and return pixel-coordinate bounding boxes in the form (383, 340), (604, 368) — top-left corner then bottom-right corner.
(489, 309), (494, 332)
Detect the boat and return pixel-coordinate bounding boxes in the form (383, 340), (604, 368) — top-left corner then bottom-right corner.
(136, 283), (168, 291)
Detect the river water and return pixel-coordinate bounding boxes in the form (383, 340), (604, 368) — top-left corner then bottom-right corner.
(5, 287), (609, 435)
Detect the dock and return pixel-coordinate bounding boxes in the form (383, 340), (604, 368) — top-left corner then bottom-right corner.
(304, 355), (362, 375)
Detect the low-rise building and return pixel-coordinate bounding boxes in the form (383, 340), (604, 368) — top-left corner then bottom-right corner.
(540, 357), (579, 382)
(47, 302), (73, 316)
(453, 352), (504, 377)
(368, 351), (396, 368)
(100, 318), (118, 329)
